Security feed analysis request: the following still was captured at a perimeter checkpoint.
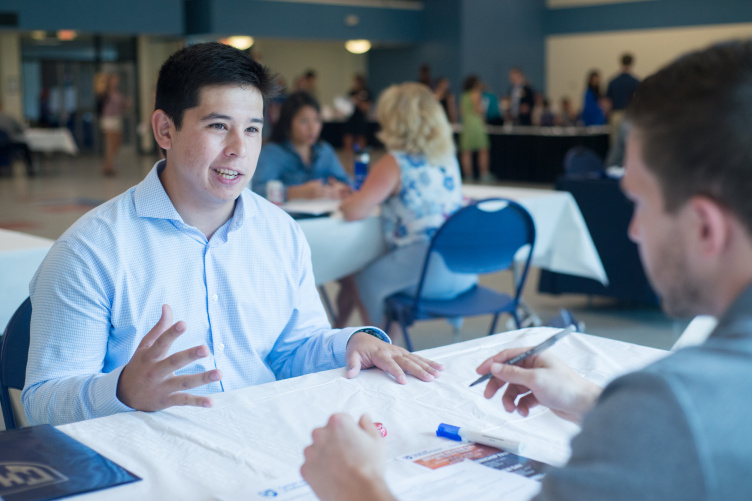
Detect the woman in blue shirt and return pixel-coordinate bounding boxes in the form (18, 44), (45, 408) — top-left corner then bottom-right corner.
(252, 91), (352, 200)
(253, 91), (363, 328)
(580, 70), (607, 126)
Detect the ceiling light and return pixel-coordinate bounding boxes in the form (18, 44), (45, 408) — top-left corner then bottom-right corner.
(57, 30), (77, 41)
(222, 36), (254, 51)
(345, 40), (371, 54)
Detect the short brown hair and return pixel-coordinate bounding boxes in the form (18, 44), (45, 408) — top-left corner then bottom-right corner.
(626, 40), (752, 233)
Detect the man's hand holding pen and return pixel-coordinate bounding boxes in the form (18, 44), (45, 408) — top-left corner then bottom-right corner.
(475, 346), (602, 424)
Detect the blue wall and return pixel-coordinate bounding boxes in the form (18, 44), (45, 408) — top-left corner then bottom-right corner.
(368, 0), (461, 98)
(545, 0), (752, 35)
(186, 0), (421, 43)
(0, 0), (183, 35)
(461, 0), (546, 96)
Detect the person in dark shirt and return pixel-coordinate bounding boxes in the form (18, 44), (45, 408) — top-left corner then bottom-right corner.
(607, 53), (640, 143)
(507, 67), (535, 126)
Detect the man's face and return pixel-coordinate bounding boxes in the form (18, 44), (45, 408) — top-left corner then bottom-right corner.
(163, 84), (264, 212)
(622, 133), (703, 317)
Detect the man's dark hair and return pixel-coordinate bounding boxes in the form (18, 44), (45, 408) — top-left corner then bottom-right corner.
(155, 42), (277, 129)
(621, 53), (634, 67)
(270, 91), (320, 144)
(626, 40), (752, 232)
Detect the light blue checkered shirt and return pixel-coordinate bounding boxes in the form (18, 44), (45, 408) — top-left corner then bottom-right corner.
(23, 161), (387, 426)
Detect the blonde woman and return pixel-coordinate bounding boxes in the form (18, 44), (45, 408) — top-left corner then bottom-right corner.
(340, 82), (477, 327)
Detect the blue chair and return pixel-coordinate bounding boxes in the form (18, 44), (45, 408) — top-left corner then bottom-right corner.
(1, 297), (32, 430)
(384, 199), (536, 352)
(563, 146), (604, 178)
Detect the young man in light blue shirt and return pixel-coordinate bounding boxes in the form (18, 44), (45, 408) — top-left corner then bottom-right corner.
(23, 42), (442, 426)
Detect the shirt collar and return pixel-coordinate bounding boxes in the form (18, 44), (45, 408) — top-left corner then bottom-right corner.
(134, 159), (256, 233)
(134, 160), (183, 222)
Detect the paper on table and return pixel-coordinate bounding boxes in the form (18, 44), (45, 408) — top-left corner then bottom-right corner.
(246, 475), (317, 500)
(281, 198), (341, 216)
(392, 460), (540, 501)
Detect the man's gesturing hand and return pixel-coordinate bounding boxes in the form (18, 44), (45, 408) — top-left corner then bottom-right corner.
(116, 304), (222, 411)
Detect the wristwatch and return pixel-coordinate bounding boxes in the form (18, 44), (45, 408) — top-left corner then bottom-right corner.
(354, 327), (391, 344)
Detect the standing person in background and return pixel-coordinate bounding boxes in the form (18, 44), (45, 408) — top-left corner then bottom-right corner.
(557, 96), (578, 126)
(0, 101), (34, 177)
(252, 91), (360, 328)
(580, 70), (607, 126)
(295, 69), (318, 99)
(459, 75), (490, 181)
(342, 74), (372, 154)
(97, 73), (130, 177)
(432, 77), (457, 124)
(339, 83), (477, 329)
(264, 76), (287, 142)
(607, 53), (640, 143)
(481, 81), (503, 126)
(507, 67), (535, 126)
(418, 64), (432, 88)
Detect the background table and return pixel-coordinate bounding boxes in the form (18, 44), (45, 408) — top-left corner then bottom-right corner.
(537, 176), (657, 305)
(320, 122), (609, 184)
(486, 125), (610, 183)
(23, 128), (79, 155)
(299, 185), (607, 287)
(0, 229), (53, 329)
(58, 327), (667, 500)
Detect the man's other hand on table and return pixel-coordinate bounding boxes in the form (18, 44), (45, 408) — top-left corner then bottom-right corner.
(345, 332), (443, 384)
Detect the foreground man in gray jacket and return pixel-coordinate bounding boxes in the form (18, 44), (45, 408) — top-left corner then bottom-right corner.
(300, 39), (752, 501)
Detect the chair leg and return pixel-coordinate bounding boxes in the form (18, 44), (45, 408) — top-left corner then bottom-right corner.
(1, 388), (17, 430)
(398, 321), (414, 353)
(318, 286), (338, 326)
(488, 314), (500, 336)
(384, 317), (392, 335)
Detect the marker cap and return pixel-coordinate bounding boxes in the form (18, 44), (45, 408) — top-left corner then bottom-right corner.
(436, 423), (462, 441)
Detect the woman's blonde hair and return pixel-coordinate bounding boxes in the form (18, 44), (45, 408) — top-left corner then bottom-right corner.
(376, 82), (455, 164)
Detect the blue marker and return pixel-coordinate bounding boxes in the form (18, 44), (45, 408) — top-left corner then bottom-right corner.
(437, 423), (526, 455)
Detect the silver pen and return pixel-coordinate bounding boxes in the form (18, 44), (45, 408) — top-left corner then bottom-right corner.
(469, 325), (576, 387)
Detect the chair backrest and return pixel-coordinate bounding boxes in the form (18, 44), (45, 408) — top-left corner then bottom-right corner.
(563, 146), (604, 178)
(1, 297), (32, 429)
(414, 198), (536, 301)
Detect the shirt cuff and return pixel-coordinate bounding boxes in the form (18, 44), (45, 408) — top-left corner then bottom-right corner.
(351, 327), (392, 344)
(332, 327), (392, 368)
(92, 365), (135, 417)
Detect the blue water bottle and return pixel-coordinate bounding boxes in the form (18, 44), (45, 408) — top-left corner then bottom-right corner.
(353, 145), (369, 190)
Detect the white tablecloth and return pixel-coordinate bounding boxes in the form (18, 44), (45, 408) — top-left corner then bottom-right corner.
(23, 128), (79, 155)
(58, 328), (666, 500)
(0, 229), (53, 329)
(298, 185), (607, 286)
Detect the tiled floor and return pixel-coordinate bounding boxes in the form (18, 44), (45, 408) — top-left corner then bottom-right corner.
(0, 147), (686, 354)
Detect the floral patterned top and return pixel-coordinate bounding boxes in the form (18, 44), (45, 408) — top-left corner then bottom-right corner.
(381, 151), (464, 249)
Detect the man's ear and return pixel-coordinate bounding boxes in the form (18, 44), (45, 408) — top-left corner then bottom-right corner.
(690, 196), (730, 259)
(152, 110), (174, 152)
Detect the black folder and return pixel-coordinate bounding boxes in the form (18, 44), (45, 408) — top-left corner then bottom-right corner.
(0, 424), (140, 501)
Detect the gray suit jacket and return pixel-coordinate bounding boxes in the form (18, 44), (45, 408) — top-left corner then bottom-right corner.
(536, 284), (752, 501)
